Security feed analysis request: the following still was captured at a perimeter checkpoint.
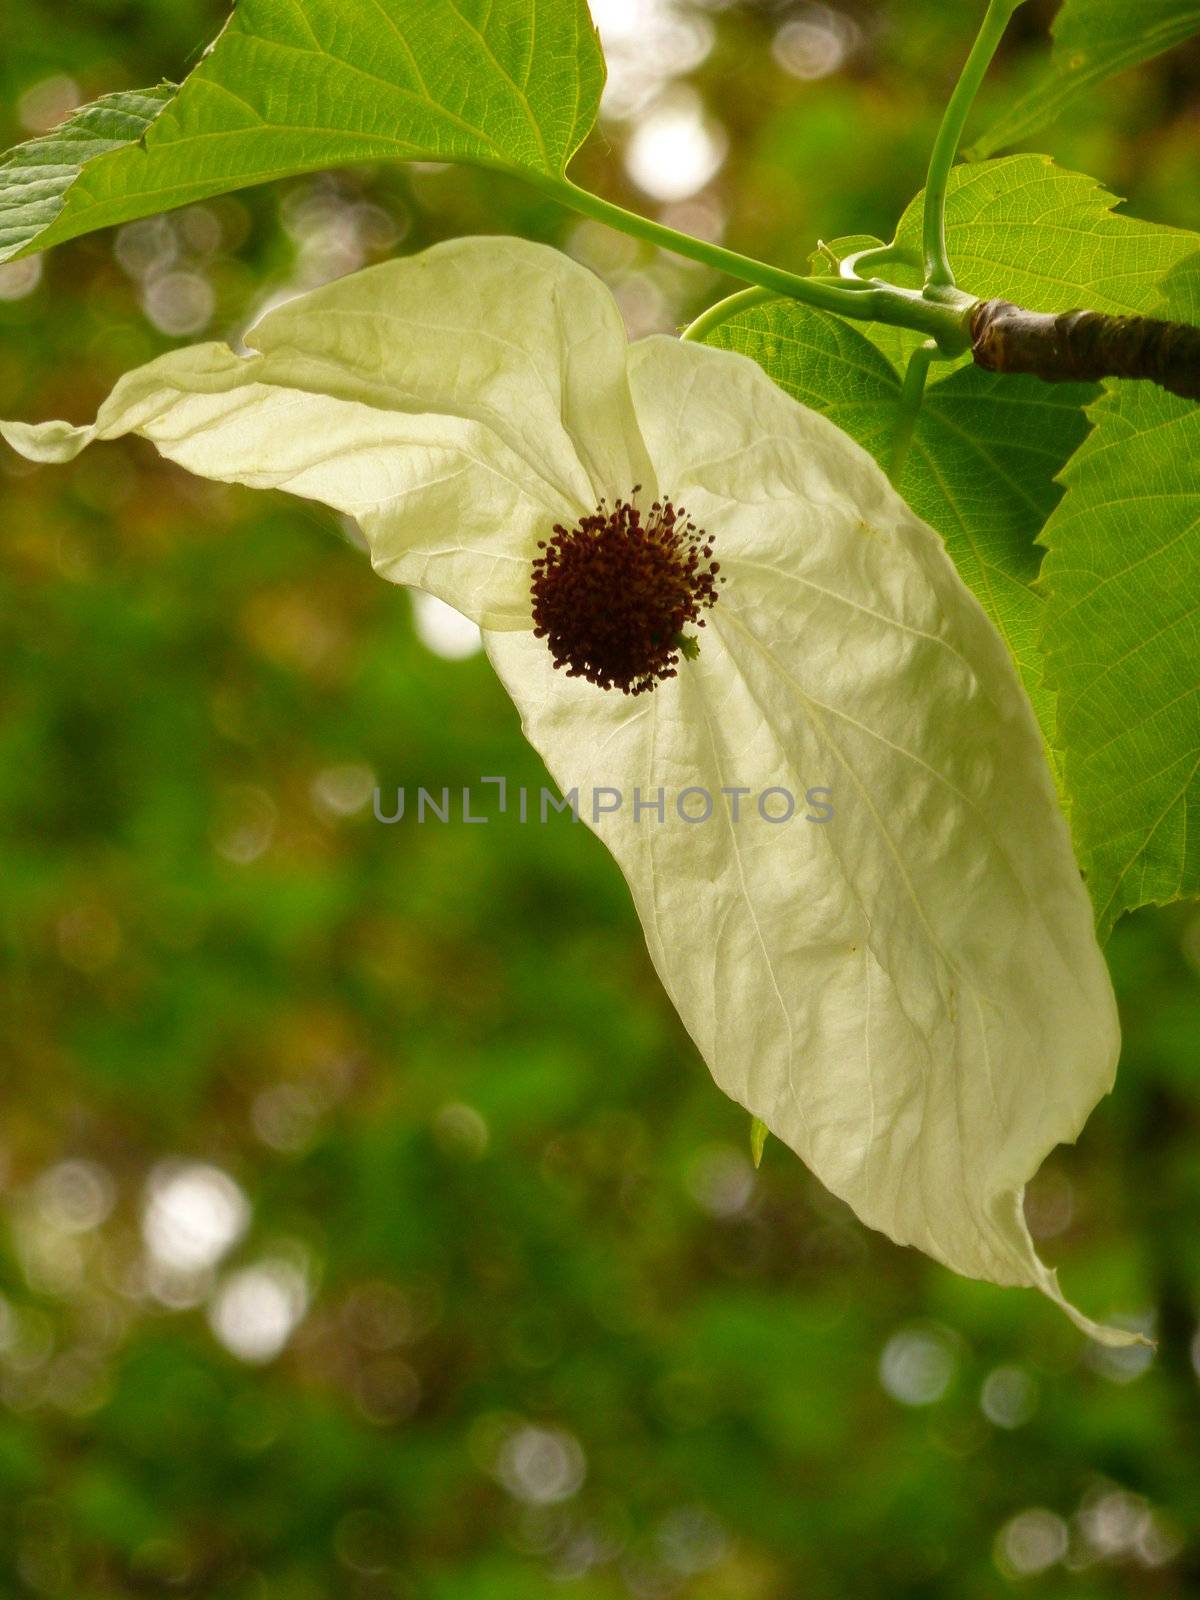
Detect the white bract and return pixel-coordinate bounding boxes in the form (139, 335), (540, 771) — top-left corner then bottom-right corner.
(2, 237), (1130, 1342)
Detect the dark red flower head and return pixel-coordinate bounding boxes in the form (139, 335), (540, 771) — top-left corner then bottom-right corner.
(530, 492), (721, 696)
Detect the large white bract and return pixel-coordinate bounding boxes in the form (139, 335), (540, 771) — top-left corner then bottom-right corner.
(2, 237), (1131, 1342)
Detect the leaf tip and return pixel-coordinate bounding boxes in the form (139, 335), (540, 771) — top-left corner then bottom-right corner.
(749, 1116), (769, 1169)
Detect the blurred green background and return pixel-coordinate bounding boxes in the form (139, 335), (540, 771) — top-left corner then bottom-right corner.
(1, 1), (1199, 1595)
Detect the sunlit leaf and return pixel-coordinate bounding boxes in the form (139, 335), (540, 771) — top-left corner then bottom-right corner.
(894, 156), (1200, 315)
(971, 1), (1200, 159)
(0, 0), (603, 264)
(1039, 260), (1200, 934)
(0, 86), (174, 262)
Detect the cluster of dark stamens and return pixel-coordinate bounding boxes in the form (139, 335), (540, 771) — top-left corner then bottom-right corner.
(530, 491), (722, 696)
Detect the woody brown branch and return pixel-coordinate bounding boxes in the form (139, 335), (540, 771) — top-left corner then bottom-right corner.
(970, 300), (1200, 401)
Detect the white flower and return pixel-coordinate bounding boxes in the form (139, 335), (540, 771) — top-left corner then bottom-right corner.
(2, 237), (1129, 1342)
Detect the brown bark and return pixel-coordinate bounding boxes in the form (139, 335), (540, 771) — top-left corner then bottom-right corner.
(970, 299), (1200, 401)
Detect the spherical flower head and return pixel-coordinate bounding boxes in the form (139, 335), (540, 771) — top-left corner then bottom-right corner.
(530, 493), (721, 695)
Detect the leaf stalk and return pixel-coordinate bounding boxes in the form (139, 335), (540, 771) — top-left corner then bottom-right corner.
(523, 174), (976, 356)
(921, 0), (1026, 290)
(889, 344), (936, 484)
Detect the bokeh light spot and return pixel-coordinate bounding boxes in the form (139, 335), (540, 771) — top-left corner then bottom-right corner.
(0, 258), (43, 301)
(411, 591), (483, 659)
(685, 1143), (755, 1218)
(980, 1364), (1038, 1430)
(18, 74), (80, 132)
(879, 1325), (957, 1407)
(433, 1102), (490, 1160)
(142, 1162), (249, 1273)
(772, 6), (859, 80)
(624, 92), (727, 203)
(142, 271), (216, 337)
(495, 1425), (587, 1506)
(994, 1508), (1069, 1578)
(208, 1258), (309, 1363)
(32, 1160), (116, 1235)
(311, 762), (377, 819)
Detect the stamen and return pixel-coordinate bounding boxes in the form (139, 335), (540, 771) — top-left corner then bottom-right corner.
(531, 491), (722, 696)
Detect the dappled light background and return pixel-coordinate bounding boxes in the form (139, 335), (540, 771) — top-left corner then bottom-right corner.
(1, 1), (1200, 1595)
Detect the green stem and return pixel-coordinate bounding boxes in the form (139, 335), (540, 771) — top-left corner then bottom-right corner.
(680, 287), (774, 342)
(888, 343), (935, 484)
(522, 173), (975, 355)
(922, 0), (1025, 290)
(542, 178), (881, 314)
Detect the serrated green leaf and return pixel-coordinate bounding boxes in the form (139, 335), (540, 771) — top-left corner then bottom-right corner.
(702, 297), (1093, 741)
(904, 366), (1095, 735)
(0, 87), (176, 261)
(971, 1), (1200, 160)
(894, 156), (1200, 316)
(1039, 260), (1200, 934)
(0, 0), (603, 264)
(710, 297), (902, 462)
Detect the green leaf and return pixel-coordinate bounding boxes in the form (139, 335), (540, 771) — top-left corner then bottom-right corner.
(701, 296), (1094, 742)
(0, 0), (603, 264)
(1038, 261), (1200, 934)
(894, 156), (1200, 316)
(904, 367), (1096, 739)
(0, 87), (175, 262)
(711, 297), (901, 463)
(971, 1), (1200, 160)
